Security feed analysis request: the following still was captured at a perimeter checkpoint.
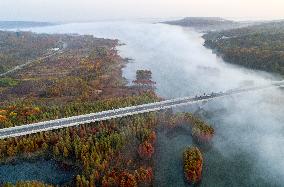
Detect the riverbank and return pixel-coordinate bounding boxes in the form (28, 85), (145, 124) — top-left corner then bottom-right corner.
(0, 30), (159, 129)
(202, 21), (284, 76)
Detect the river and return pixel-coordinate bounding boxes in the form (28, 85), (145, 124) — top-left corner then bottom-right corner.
(26, 21), (284, 186)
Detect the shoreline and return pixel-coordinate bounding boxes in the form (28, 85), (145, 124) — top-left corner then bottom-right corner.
(202, 40), (284, 80)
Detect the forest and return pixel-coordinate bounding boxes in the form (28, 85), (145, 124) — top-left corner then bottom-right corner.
(0, 110), (214, 187)
(203, 21), (284, 75)
(0, 31), (215, 186)
(0, 31), (61, 74)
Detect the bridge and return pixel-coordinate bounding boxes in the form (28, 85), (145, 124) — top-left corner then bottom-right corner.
(0, 81), (283, 139)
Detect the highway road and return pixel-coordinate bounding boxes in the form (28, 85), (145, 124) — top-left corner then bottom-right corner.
(0, 80), (283, 139)
(0, 43), (65, 77)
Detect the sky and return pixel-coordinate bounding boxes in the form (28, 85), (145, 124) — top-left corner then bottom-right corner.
(0, 0), (283, 22)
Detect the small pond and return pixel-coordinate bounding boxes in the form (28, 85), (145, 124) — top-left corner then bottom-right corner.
(0, 159), (77, 185)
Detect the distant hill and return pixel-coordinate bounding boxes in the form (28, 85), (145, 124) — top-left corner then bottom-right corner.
(0, 21), (55, 29)
(204, 20), (284, 39)
(163, 17), (244, 31)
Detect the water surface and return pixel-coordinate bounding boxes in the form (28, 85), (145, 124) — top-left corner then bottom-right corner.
(0, 159), (76, 185)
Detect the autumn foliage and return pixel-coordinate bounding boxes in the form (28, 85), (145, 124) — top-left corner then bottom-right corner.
(191, 124), (214, 143)
(132, 70), (156, 90)
(184, 113), (215, 143)
(138, 141), (155, 160)
(0, 111), (158, 186)
(204, 22), (284, 75)
(138, 131), (156, 160)
(0, 30), (161, 187)
(183, 146), (203, 184)
(135, 166), (153, 185)
(119, 172), (138, 187)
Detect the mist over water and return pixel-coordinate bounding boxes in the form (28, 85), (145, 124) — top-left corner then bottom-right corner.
(27, 21), (284, 186)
